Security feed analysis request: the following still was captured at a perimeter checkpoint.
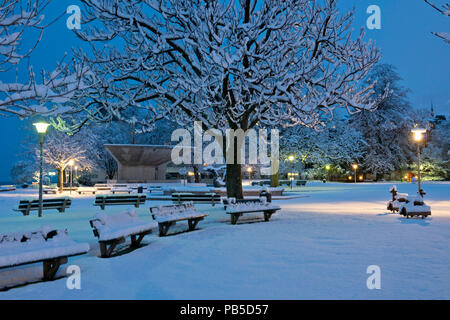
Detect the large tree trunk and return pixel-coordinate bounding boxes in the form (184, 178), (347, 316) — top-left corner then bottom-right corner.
(58, 168), (64, 193)
(226, 163), (243, 199)
(270, 171), (279, 187)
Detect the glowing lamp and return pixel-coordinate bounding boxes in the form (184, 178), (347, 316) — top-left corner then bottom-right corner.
(33, 122), (50, 134)
(411, 128), (426, 142)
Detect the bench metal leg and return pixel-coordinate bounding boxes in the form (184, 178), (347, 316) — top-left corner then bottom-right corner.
(43, 257), (67, 281)
(130, 233), (147, 247)
(99, 238), (125, 258)
(188, 218), (201, 231)
(264, 212), (273, 222)
(231, 213), (241, 225)
(158, 222), (174, 236)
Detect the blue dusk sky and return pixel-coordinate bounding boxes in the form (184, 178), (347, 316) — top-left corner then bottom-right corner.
(0, 0), (448, 182)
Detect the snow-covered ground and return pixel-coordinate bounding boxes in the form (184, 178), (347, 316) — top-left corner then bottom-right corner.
(0, 181), (449, 299)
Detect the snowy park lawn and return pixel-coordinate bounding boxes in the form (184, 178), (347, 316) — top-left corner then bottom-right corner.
(0, 182), (449, 299)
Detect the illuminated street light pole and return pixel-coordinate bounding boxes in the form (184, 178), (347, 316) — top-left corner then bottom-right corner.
(411, 128), (426, 196)
(68, 160), (74, 195)
(325, 164), (331, 182)
(33, 122), (50, 218)
(352, 163), (358, 183)
(288, 155), (295, 189)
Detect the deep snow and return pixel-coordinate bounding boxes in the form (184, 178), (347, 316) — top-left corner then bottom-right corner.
(0, 181), (449, 299)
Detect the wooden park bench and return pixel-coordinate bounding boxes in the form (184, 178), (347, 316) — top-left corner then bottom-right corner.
(89, 210), (157, 258)
(94, 184), (112, 191)
(399, 196), (431, 219)
(94, 194), (146, 210)
(296, 180), (307, 186)
(43, 187), (58, 194)
(14, 197), (72, 216)
(77, 187), (97, 195)
(0, 227), (89, 284)
(171, 192), (221, 206)
(111, 186), (133, 194)
(387, 186), (409, 213)
(149, 203), (209, 236)
(225, 198), (281, 225)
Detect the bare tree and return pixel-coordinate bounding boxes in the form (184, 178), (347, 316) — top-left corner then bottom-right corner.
(425, 0), (450, 43)
(69, 0), (384, 198)
(0, 0), (90, 117)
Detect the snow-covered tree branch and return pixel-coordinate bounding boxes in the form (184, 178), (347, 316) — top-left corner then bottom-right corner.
(0, 0), (91, 118)
(69, 0), (385, 197)
(425, 0), (450, 43)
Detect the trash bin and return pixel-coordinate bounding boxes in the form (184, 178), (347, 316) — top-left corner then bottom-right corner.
(260, 189), (272, 203)
(137, 185), (143, 194)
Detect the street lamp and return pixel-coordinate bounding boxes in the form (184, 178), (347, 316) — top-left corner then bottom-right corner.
(411, 128), (426, 196)
(33, 122), (50, 218)
(246, 166), (253, 180)
(325, 164), (331, 181)
(352, 163), (358, 183)
(288, 155), (295, 188)
(68, 160), (74, 194)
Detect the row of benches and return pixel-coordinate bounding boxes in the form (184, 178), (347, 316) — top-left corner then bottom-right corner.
(14, 192), (241, 216)
(2, 197), (281, 289)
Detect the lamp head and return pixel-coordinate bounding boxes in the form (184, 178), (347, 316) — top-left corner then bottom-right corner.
(411, 128), (426, 142)
(33, 122), (50, 134)
(352, 164), (358, 170)
(68, 160), (74, 166)
(288, 155), (294, 162)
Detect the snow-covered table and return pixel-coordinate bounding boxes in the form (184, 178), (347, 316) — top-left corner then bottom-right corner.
(90, 210), (157, 257)
(225, 199), (281, 224)
(150, 203), (209, 236)
(0, 227), (89, 283)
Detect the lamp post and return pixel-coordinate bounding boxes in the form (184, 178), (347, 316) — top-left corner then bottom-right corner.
(68, 160), (74, 194)
(288, 155), (295, 189)
(246, 166), (253, 181)
(352, 163), (358, 183)
(411, 128), (426, 196)
(33, 122), (50, 218)
(325, 164), (331, 182)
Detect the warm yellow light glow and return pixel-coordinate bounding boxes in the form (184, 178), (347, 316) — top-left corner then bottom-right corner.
(325, 165), (331, 171)
(411, 128), (426, 142)
(68, 160), (74, 166)
(33, 122), (50, 134)
(352, 164), (358, 170)
(359, 175), (363, 180)
(288, 155), (294, 161)
(187, 171), (195, 176)
(404, 175), (408, 180)
(246, 167), (253, 173)
(348, 176), (352, 180)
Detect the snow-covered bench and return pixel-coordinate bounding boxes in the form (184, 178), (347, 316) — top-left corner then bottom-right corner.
(14, 197), (72, 216)
(89, 210), (157, 257)
(94, 194), (146, 210)
(111, 186), (133, 194)
(225, 198), (281, 225)
(43, 187), (58, 194)
(172, 192), (221, 206)
(0, 227), (89, 282)
(387, 185), (409, 213)
(77, 187), (97, 195)
(149, 203), (209, 236)
(399, 196), (431, 219)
